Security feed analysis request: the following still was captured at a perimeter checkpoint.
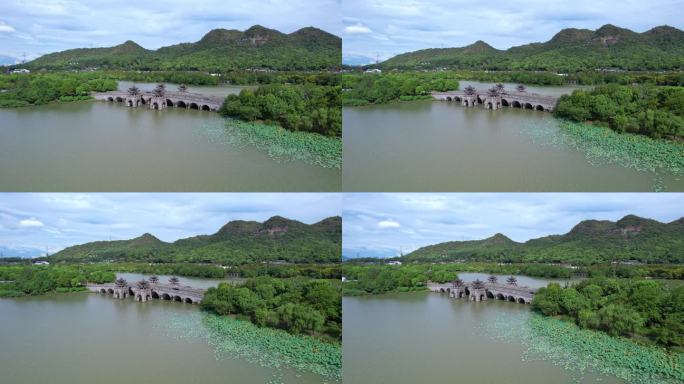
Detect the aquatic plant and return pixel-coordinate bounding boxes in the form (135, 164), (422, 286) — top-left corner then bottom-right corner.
(482, 312), (684, 384)
(160, 312), (341, 383)
(525, 119), (684, 191)
(197, 118), (342, 169)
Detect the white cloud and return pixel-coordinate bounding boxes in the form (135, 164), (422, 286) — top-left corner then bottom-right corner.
(0, 22), (16, 33)
(19, 218), (44, 227)
(378, 219), (401, 228)
(345, 23), (371, 34)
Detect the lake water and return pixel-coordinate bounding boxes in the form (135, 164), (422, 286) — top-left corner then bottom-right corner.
(0, 82), (340, 192)
(343, 81), (684, 191)
(343, 289), (625, 384)
(0, 292), (330, 384)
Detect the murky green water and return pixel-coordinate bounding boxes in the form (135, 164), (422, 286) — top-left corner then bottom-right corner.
(0, 83), (339, 192)
(343, 82), (684, 191)
(343, 290), (625, 384)
(0, 293), (329, 384)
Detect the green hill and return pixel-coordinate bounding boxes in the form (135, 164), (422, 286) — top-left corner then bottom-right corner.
(380, 24), (684, 71)
(50, 216), (341, 264)
(403, 215), (684, 265)
(26, 25), (341, 71)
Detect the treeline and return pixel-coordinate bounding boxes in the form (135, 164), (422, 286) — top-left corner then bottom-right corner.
(0, 72), (117, 107)
(237, 264), (341, 280)
(555, 84), (684, 140)
(219, 84), (341, 137)
(341, 72), (459, 106)
(587, 264), (684, 280)
(107, 70), (340, 86)
(441, 70), (684, 86)
(201, 276), (341, 340)
(342, 264), (458, 295)
(0, 265), (115, 297)
(533, 278), (684, 347)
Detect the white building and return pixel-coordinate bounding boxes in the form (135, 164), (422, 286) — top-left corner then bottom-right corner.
(387, 261), (402, 265)
(364, 68), (382, 74)
(10, 69), (30, 74)
(33, 261), (49, 265)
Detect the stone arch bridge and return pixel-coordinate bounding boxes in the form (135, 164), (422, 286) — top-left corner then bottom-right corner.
(87, 282), (205, 304)
(428, 281), (536, 304)
(432, 90), (557, 112)
(93, 91), (224, 112)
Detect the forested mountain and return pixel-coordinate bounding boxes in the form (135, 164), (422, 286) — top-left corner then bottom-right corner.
(50, 216), (341, 264)
(403, 215), (684, 264)
(380, 25), (684, 71)
(25, 25), (341, 71)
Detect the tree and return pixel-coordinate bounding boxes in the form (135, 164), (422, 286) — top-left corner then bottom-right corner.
(597, 304), (644, 336)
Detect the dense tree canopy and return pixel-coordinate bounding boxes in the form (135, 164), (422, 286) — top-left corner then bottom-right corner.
(219, 84), (341, 137)
(201, 276), (341, 340)
(342, 72), (459, 106)
(555, 84), (684, 140)
(533, 278), (684, 347)
(0, 73), (117, 107)
(0, 265), (115, 297)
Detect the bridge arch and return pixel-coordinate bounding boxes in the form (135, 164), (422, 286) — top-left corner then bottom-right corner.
(511, 100), (522, 108)
(486, 291), (494, 299)
(496, 293), (505, 300)
(107, 288), (114, 294)
(501, 99), (510, 107)
(201, 104), (211, 111)
(100, 288), (107, 294)
(189, 103), (199, 110)
(524, 103), (533, 110)
(115, 97), (124, 102)
(176, 100), (187, 108)
(152, 102), (160, 110)
(184, 297), (193, 304)
(535, 105), (544, 111)
(151, 291), (160, 299)
(107, 96), (114, 102)
(446, 96), (452, 101)
(166, 99), (174, 107)
(517, 297), (526, 304)
(161, 293), (171, 300)
(507, 295), (516, 302)
(173, 295), (182, 302)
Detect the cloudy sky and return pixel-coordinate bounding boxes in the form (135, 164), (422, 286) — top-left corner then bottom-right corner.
(0, 0), (342, 64)
(342, 0), (684, 65)
(343, 193), (684, 259)
(0, 193), (341, 258)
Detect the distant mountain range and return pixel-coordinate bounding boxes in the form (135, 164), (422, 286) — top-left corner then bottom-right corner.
(380, 24), (684, 71)
(50, 216), (341, 264)
(24, 25), (341, 71)
(401, 215), (684, 265)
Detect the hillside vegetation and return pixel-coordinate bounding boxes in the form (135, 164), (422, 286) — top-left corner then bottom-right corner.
(403, 215), (684, 265)
(24, 25), (341, 71)
(380, 25), (684, 71)
(50, 216), (341, 265)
